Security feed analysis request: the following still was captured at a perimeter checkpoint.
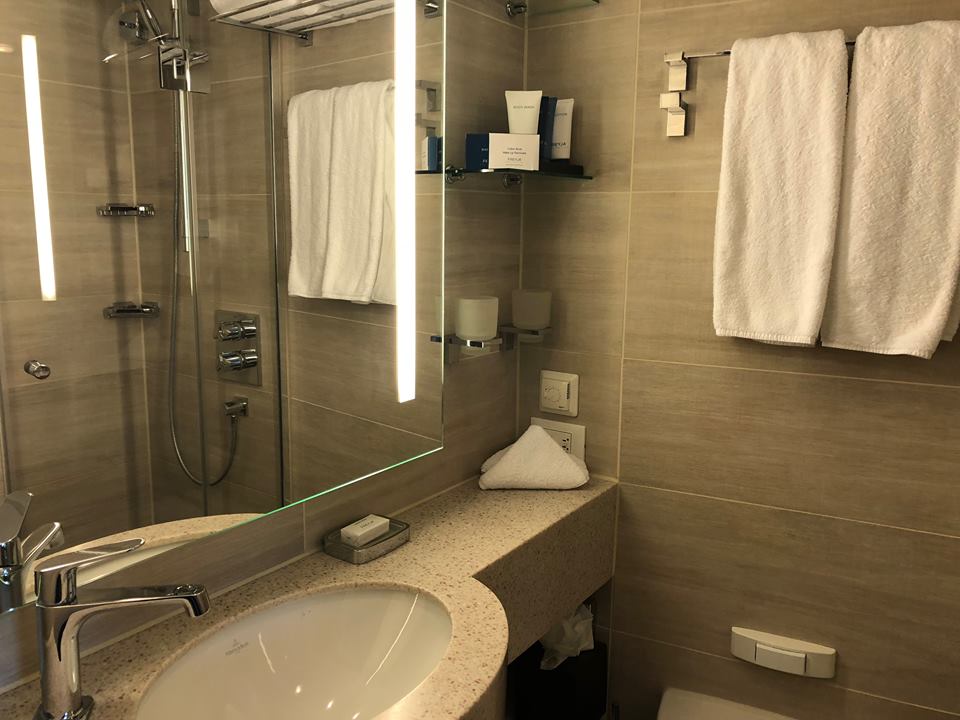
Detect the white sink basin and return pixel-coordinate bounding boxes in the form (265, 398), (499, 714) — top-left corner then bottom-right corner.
(137, 586), (452, 720)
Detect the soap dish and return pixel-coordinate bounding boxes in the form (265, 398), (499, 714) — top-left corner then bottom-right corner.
(323, 518), (410, 565)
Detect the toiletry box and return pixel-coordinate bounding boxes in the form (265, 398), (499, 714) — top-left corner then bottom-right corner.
(466, 133), (540, 172)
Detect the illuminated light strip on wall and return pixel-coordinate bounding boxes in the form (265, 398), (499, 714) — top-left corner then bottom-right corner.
(21, 35), (56, 302)
(394, 1), (416, 403)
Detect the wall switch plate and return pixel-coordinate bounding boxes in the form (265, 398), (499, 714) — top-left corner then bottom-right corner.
(539, 370), (579, 417)
(531, 417), (585, 460)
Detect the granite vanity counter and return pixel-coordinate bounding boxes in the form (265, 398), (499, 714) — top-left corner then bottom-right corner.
(0, 477), (617, 720)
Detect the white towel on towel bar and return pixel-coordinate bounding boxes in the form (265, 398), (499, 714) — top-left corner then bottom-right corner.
(287, 80), (396, 304)
(821, 22), (960, 358)
(713, 30), (849, 346)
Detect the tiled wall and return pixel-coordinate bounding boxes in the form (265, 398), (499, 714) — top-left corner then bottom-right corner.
(0, 1), (152, 545)
(520, 1), (960, 718)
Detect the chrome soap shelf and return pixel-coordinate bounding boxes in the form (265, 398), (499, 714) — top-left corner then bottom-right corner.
(426, 165), (593, 188)
(431, 326), (552, 364)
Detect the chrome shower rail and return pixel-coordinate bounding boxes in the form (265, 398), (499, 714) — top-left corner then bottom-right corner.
(210, 0), (441, 41)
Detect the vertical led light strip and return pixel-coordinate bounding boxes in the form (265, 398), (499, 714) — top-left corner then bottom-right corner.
(21, 35), (56, 302)
(394, 1), (416, 403)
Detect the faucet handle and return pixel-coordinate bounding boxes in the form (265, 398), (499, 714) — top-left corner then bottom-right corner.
(21, 522), (65, 567)
(0, 491), (34, 567)
(35, 538), (144, 607)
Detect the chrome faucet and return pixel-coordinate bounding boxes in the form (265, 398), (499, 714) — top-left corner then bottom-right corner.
(0, 491), (64, 612)
(33, 539), (210, 720)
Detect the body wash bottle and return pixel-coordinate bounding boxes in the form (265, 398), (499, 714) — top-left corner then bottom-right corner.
(551, 98), (575, 160)
(505, 90), (543, 134)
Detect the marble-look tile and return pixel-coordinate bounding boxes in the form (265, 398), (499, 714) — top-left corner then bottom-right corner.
(527, 0), (638, 28)
(620, 360), (960, 536)
(523, 192), (629, 355)
(518, 346), (621, 477)
(614, 485), (960, 713)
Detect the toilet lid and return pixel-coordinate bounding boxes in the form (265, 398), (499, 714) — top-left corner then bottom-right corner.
(657, 689), (797, 720)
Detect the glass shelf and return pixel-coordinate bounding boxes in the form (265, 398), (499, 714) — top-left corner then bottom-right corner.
(419, 166), (593, 186)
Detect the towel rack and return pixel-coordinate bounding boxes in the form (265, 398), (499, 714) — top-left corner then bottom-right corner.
(659, 40), (855, 137)
(210, 0), (441, 42)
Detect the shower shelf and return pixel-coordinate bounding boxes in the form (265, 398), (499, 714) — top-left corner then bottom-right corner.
(421, 166), (593, 188)
(210, 0), (442, 42)
(431, 326), (552, 364)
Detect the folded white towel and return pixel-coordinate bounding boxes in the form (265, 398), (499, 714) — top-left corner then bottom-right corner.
(821, 22), (960, 358)
(713, 30), (849, 346)
(479, 425), (589, 490)
(288, 80), (396, 304)
(210, 0), (392, 30)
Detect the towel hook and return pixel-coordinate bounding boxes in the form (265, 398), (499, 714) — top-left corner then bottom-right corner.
(661, 52), (689, 137)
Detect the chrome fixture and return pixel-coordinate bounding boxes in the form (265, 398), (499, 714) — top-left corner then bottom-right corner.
(102, 301), (161, 319)
(214, 310), (263, 387)
(223, 396), (249, 418)
(505, 1), (527, 16)
(97, 203), (156, 218)
(218, 349), (259, 372)
(209, 0), (442, 42)
(23, 360), (51, 380)
(323, 518), (410, 565)
(0, 492), (64, 612)
(216, 318), (258, 341)
(430, 326), (551, 364)
(32, 539), (210, 720)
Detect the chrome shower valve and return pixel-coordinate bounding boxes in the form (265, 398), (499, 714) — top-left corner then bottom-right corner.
(217, 350), (258, 372)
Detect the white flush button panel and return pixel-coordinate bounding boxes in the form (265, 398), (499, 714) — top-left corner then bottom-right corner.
(531, 417), (585, 460)
(539, 370), (579, 417)
(731, 627), (836, 678)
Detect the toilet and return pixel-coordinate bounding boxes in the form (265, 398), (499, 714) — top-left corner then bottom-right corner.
(657, 688), (796, 720)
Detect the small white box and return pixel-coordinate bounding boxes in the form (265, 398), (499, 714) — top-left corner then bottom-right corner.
(489, 133), (540, 171)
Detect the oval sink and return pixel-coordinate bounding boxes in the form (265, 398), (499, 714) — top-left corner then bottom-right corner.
(137, 586), (452, 720)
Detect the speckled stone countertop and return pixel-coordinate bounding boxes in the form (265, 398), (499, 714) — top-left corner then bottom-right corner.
(0, 478), (617, 720)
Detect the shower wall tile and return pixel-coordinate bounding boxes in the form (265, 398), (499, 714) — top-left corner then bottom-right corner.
(614, 485), (960, 714)
(609, 632), (957, 720)
(518, 346), (621, 477)
(0, 191), (140, 302)
(522, 192), (629, 356)
(0, 0), (128, 89)
(525, 13), (639, 192)
(130, 91), (176, 196)
(0, 295), (145, 388)
(451, 0), (525, 28)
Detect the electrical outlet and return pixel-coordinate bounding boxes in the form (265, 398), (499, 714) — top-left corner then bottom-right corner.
(531, 417), (585, 460)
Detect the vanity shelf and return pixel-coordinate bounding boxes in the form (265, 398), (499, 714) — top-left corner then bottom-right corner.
(419, 166), (593, 188)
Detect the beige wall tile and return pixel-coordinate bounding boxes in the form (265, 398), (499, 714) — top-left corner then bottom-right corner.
(0, 192), (139, 302)
(526, 15), (638, 192)
(613, 485), (960, 713)
(130, 91), (176, 196)
(621, 360), (960, 536)
(452, 0), (525, 27)
(286, 312), (442, 438)
(1, 295), (145, 388)
(624, 191), (960, 384)
(445, 3), (524, 167)
(523, 192), (629, 355)
(288, 398), (440, 501)
(527, 0), (638, 28)
(518, 346), (621, 476)
(609, 631), (957, 720)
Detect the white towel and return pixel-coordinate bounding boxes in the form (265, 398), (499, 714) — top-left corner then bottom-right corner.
(287, 80), (396, 304)
(210, 0), (392, 30)
(713, 30), (849, 346)
(821, 22), (960, 358)
(479, 425), (589, 490)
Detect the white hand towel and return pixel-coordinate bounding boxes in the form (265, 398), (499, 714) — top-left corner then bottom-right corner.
(713, 30), (849, 346)
(479, 425), (589, 491)
(288, 80), (396, 304)
(821, 22), (960, 358)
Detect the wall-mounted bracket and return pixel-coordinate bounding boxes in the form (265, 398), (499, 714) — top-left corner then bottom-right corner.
(662, 52), (689, 137)
(103, 301), (160, 319)
(501, 172), (523, 188)
(505, 1), (528, 16)
(97, 203), (155, 218)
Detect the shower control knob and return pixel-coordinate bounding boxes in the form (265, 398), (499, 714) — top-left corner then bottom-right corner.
(218, 350), (258, 373)
(215, 320), (257, 342)
(23, 360), (51, 380)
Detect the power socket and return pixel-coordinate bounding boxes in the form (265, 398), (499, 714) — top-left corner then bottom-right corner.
(531, 417), (586, 460)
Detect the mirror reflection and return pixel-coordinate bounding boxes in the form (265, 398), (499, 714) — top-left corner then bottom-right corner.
(0, 0), (444, 612)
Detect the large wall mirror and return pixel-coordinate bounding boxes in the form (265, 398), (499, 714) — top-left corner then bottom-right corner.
(0, 0), (444, 613)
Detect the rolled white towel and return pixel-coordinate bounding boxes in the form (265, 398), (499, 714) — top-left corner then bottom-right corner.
(479, 425), (589, 490)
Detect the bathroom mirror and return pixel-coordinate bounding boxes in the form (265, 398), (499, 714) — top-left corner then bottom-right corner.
(0, 0), (444, 611)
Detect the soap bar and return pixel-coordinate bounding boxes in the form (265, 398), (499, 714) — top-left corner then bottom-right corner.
(340, 515), (390, 548)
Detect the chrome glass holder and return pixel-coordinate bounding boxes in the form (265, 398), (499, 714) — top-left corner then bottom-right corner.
(102, 302), (160, 319)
